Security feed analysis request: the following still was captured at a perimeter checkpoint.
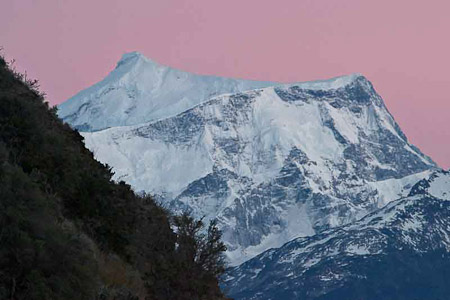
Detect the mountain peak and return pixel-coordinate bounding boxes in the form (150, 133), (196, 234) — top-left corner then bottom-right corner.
(119, 51), (144, 61)
(58, 54), (278, 131)
(116, 51), (156, 69)
(289, 72), (365, 91)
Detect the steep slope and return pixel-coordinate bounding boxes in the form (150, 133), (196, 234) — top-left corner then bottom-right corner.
(58, 52), (278, 131)
(0, 56), (227, 300)
(223, 191), (450, 300)
(408, 169), (450, 199)
(79, 73), (436, 265)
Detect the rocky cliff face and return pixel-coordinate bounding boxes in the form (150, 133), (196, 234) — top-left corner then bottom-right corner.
(66, 59), (436, 264)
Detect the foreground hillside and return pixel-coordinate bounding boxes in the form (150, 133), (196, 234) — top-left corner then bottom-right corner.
(0, 56), (227, 299)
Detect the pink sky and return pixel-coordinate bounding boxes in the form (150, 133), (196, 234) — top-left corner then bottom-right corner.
(1, 0), (449, 168)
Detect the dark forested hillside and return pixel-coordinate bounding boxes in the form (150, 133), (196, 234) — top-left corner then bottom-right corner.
(0, 55), (228, 300)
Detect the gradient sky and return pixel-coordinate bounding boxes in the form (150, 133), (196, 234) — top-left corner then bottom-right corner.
(1, 0), (449, 167)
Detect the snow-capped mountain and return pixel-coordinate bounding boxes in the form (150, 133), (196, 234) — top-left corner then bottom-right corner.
(223, 191), (450, 300)
(58, 52), (278, 131)
(70, 61), (436, 265)
(409, 169), (450, 199)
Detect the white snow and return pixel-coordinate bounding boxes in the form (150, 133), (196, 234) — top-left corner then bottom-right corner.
(84, 127), (214, 196)
(326, 104), (360, 144)
(59, 52), (278, 131)
(401, 215), (424, 232)
(368, 170), (433, 207)
(227, 203), (315, 266)
(284, 73), (362, 91)
(345, 244), (371, 255)
(427, 172), (450, 200)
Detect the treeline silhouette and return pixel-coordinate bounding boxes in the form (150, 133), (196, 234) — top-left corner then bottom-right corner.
(0, 54), (228, 300)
